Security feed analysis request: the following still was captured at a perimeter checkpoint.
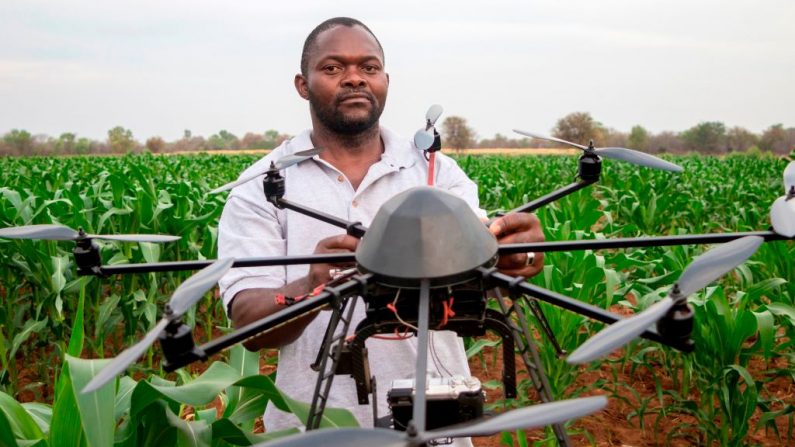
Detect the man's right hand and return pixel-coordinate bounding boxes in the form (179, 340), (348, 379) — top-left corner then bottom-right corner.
(308, 234), (360, 287)
(230, 233), (360, 351)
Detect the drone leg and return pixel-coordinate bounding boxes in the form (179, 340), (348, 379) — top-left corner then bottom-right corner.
(495, 289), (572, 447)
(525, 298), (567, 357)
(306, 293), (358, 430)
(409, 279), (431, 437)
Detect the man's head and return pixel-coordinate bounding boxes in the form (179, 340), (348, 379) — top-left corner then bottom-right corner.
(295, 17), (389, 136)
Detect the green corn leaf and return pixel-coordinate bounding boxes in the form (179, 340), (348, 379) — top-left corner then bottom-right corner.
(752, 310), (775, 359)
(20, 403), (51, 437)
(147, 362), (242, 407)
(211, 418), (299, 445)
(49, 361), (85, 447)
(766, 302), (795, 327)
(0, 409), (20, 447)
(114, 376), (137, 421)
(465, 338), (501, 358)
(0, 390), (44, 441)
(66, 356), (115, 447)
(50, 254), (69, 296)
(139, 241), (161, 264)
(164, 404), (212, 447)
(10, 319), (47, 359)
(66, 280), (86, 357)
(224, 344), (261, 422)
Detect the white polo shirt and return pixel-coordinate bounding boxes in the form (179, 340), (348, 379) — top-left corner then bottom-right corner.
(218, 126), (485, 442)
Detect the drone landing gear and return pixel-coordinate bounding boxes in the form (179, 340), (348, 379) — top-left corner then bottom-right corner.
(306, 292), (359, 430)
(494, 289), (572, 446)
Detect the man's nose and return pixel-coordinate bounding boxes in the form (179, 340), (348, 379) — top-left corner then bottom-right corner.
(342, 69), (367, 88)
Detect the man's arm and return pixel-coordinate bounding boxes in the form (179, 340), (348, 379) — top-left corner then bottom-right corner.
(229, 234), (359, 350)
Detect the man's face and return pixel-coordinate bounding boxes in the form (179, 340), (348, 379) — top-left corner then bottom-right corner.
(297, 25), (388, 135)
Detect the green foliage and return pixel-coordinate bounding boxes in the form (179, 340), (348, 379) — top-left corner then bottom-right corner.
(457, 153), (793, 444)
(552, 112), (604, 144)
(0, 152), (793, 445)
(681, 121), (727, 153)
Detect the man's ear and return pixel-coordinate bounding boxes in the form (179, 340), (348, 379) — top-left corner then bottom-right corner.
(294, 74), (309, 100)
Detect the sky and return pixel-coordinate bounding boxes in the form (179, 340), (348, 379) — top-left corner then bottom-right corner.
(1, 0), (794, 142)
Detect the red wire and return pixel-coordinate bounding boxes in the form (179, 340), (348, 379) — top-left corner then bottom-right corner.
(427, 151), (436, 186)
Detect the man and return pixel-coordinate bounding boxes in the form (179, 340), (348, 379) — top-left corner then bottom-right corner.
(218, 17), (544, 437)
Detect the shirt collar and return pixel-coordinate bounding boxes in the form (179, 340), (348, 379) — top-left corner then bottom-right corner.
(283, 126), (418, 170)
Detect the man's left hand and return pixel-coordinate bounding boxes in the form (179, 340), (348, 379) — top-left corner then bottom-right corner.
(488, 213), (545, 278)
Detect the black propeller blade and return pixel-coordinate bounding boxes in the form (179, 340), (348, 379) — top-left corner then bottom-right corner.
(81, 258), (235, 393)
(0, 224), (179, 243)
(568, 236), (763, 364)
(512, 130), (683, 172)
(210, 147), (324, 194)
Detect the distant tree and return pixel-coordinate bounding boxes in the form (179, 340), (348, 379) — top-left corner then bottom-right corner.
(647, 131), (684, 154)
(107, 126), (137, 153)
(725, 126), (758, 152)
(262, 129), (290, 149)
(183, 129), (192, 139)
(552, 112), (604, 145)
(627, 125), (649, 151)
(759, 124), (795, 154)
(240, 132), (265, 149)
(145, 136), (167, 153)
(602, 128), (628, 148)
(442, 116), (476, 152)
(3, 129), (34, 154)
(208, 130), (240, 150)
(75, 137), (93, 155)
(54, 133), (77, 154)
(681, 121), (726, 153)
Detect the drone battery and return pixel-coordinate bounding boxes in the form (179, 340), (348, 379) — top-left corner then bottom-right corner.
(387, 376), (484, 431)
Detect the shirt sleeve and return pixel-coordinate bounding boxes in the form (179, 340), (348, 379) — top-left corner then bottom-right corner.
(217, 188), (287, 313)
(433, 153), (488, 219)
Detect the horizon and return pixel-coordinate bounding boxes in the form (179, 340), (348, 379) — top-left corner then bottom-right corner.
(2, 1), (793, 140)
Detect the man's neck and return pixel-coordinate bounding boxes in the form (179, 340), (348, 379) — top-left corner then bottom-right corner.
(310, 123), (384, 190)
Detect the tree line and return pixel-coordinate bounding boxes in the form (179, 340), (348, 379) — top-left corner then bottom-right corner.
(2, 112), (793, 156)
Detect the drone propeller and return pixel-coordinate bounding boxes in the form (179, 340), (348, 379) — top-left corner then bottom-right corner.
(770, 161), (795, 237)
(81, 258), (235, 393)
(771, 196), (795, 237)
(0, 224), (179, 243)
(567, 236), (763, 364)
(512, 129), (683, 173)
(253, 395), (607, 447)
(414, 104), (444, 151)
(784, 160), (795, 194)
(209, 147), (324, 194)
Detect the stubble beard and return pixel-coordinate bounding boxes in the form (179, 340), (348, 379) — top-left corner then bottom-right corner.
(308, 89), (385, 138)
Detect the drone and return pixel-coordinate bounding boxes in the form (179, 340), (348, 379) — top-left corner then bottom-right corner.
(2, 105), (793, 447)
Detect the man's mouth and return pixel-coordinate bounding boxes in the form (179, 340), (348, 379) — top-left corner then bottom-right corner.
(337, 93), (373, 105)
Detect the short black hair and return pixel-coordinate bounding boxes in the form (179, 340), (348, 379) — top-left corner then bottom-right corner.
(300, 17), (384, 76)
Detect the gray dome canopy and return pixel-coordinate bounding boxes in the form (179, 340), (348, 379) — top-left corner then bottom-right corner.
(357, 187), (498, 288)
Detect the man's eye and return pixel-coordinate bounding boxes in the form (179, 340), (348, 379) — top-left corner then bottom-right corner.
(362, 65), (379, 74)
(323, 66), (341, 74)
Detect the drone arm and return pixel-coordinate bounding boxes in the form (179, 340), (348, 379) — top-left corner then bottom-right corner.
(273, 197), (368, 237)
(481, 268), (694, 352)
(164, 276), (369, 372)
(496, 230), (790, 256)
(501, 179), (596, 216)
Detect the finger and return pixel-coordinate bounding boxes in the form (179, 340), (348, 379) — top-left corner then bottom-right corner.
(316, 234), (360, 253)
(489, 213), (540, 238)
(497, 252), (544, 277)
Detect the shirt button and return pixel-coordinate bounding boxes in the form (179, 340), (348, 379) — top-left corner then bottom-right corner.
(337, 175), (344, 182)
(351, 200), (359, 208)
